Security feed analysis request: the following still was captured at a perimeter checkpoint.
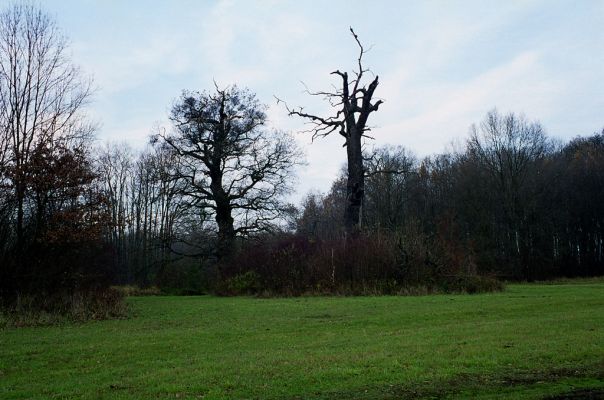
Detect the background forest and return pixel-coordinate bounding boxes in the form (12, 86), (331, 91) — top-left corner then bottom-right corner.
(0, 4), (602, 315)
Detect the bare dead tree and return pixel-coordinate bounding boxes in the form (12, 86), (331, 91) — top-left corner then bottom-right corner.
(278, 28), (383, 235)
(0, 4), (92, 254)
(155, 85), (304, 261)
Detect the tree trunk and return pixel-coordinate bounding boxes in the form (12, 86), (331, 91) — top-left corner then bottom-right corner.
(15, 182), (25, 256)
(344, 132), (364, 235)
(211, 169), (235, 261)
(215, 201), (235, 261)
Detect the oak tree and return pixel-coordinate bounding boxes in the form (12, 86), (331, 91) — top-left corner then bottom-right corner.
(157, 86), (303, 261)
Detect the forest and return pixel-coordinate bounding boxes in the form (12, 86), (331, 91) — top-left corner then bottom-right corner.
(0, 4), (602, 313)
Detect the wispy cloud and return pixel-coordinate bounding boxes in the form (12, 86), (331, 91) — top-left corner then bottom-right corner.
(45, 0), (604, 198)
(377, 51), (561, 155)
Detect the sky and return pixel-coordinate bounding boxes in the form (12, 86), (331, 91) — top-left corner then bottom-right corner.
(18, 0), (604, 200)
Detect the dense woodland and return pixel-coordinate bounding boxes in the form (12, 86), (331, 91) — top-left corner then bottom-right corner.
(0, 5), (602, 309)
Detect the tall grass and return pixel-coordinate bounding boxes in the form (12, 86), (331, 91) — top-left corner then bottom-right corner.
(1, 288), (127, 327)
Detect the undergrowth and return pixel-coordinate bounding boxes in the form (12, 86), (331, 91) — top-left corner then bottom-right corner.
(0, 288), (127, 327)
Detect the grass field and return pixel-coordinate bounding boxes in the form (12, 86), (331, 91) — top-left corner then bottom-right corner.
(1, 281), (603, 399)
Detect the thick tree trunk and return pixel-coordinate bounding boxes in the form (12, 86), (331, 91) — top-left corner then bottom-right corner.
(215, 202), (235, 261)
(211, 169), (235, 261)
(344, 132), (364, 235)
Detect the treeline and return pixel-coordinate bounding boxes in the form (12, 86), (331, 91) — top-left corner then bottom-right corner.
(95, 143), (192, 289)
(297, 111), (604, 282)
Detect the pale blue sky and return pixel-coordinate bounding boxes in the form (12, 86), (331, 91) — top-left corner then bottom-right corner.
(20, 0), (604, 197)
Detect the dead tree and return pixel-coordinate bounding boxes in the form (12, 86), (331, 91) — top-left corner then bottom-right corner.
(280, 28), (383, 235)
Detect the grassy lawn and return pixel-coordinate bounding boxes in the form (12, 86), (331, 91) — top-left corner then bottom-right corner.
(1, 281), (603, 399)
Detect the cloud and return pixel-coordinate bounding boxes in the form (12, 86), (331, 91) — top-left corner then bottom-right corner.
(73, 34), (192, 95)
(376, 51), (564, 155)
(54, 0), (602, 200)
(196, 0), (320, 88)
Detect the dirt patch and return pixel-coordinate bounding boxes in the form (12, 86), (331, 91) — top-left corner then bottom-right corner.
(544, 389), (604, 400)
(296, 363), (604, 400)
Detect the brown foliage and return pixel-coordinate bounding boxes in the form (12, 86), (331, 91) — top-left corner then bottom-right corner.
(216, 232), (501, 296)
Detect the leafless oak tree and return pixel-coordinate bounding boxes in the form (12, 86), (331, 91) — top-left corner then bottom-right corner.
(156, 86), (303, 261)
(279, 28), (383, 235)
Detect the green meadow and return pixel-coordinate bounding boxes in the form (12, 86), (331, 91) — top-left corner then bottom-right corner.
(1, 281), (603, 399)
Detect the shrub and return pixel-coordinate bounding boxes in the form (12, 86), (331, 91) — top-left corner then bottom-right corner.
(217, 233), (504, 296)
(215, 271), (261, 296)
(155, 258), (210, 295)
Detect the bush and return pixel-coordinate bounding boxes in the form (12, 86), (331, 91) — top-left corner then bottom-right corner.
(155, 258), (210, 295)
(217, 233), (504, 296)
(215, 271), (261, 296)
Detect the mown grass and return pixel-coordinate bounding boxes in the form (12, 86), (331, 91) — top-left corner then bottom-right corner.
(1, 280), (603, 399)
